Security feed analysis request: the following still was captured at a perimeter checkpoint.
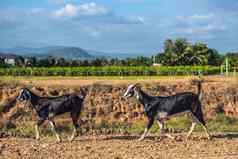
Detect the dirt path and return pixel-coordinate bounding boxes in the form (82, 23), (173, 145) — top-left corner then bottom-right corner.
(19, 76), (237, 87)
(1, 134), (238, 159)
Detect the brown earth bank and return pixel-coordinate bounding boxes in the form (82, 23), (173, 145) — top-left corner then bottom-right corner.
(0, 76), (237, 125)
(0, 77), (238, 125)
(1, 134), (238, 159)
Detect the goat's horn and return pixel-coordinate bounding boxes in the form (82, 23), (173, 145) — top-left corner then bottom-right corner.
(134, 83), (140, 87)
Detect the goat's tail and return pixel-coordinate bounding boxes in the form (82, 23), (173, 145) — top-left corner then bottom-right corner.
(78, 87), (87, 99)
(197, 80), (202, 101)
(191, 78), (204, 101)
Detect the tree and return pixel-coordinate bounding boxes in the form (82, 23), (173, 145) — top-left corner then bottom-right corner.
(47, 56), (56, 67)
(226, 53), (238, 67)
(15, 56), (25, 67)
(174, 38), (190, 65)
(157, 38), (223, 66)
(57, 57), (67, 67)
(0, 58), (5, 67)
(163, 39), (177, 65)
(190, 43), (209, 65)
(207, 49), (222, 66)
(25, 57), (37, 67)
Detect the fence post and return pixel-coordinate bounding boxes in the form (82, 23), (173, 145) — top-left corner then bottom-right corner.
(220, 65), (223, 75)
(233, 67), (236, 76)
(225, 57), (229, 76)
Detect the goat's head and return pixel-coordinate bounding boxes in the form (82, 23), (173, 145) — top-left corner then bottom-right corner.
(123, 83), (140, 98)
(17, 88), (31, 102)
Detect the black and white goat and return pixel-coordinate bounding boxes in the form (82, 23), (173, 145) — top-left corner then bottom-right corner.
(124, 81), (210, 141)
(17, 88), (85, 142)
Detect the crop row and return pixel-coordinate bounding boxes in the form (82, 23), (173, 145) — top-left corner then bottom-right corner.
(0, 66), (220, 76)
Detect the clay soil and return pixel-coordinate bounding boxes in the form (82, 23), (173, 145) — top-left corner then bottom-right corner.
(1, 133), (238, 159)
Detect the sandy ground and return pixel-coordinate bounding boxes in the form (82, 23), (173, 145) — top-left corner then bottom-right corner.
(20, 76), (237, 87)
(1, 133), (238, 159)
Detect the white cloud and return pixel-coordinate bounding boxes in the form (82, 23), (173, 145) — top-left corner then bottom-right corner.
(53, 3), (78, 17)
(172, 13), (228, 39)
(176, 24), (227, 37)
(177, 13), (215, 21)
(52, 2), (108, 18)
(78, 2), (108, 16)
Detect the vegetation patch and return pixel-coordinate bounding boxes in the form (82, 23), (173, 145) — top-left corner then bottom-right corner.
(2, 114), (238, 138)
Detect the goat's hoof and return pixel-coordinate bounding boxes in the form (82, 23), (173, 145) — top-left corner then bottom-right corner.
(138, 138), (144, 141)
(56, 139), (62, 143)
(207, 136), (212, 140)
(68, 138), (74, 142)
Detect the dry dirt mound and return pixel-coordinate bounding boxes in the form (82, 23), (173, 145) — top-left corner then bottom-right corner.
(0, 77), (238, 129)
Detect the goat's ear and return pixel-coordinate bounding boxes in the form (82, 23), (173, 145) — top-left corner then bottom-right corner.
(134, 83), (140, 88)
(133, 83), (141, 91)
(191, 78), (204, 85)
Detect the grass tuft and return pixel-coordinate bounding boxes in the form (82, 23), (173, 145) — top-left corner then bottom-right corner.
(1, 114), (238, 138)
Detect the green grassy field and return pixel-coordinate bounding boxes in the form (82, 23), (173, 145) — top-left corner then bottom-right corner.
(2, 115), (238, 139)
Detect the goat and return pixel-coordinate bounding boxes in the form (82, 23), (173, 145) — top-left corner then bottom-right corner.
(17, 88), (85, 142)
(124, 80), (210, 141)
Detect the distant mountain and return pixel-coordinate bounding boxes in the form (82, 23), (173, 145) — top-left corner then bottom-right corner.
(0, 46), (94, 59)
(86, 50), (147, 59)
(0, 52), (20, 59)
(39, 46), (93, 59)
(0, 47), (38, 55)
(0, 46), (140, 59)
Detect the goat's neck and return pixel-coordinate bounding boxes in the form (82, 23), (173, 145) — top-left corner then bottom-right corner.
(28, 91), (40, 110)
(136, 89), (152, 107)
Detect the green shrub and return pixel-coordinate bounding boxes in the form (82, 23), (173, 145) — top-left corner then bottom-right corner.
(0, 66), (220, 76)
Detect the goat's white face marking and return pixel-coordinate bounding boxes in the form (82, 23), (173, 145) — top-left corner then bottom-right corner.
(124, 84), (135, 98)
(17, 88), (31, 101)
(135, 90), (140, 99)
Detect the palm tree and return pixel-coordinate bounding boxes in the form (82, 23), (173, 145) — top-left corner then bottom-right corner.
(190, 43), (209, 65)
(163, 39), (177, 65)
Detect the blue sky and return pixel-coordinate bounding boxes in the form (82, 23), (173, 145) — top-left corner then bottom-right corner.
(0, 0), (238, 55)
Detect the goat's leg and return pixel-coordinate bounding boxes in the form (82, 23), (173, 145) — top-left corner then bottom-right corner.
(193, 110), (211, 140)
(138, 117), (154, 141)
(186, 122), (196, 139)
(157, 120), (175, 139)
(35, 119), (44, 140)
(49, 120), (61, 143)
(69, 113), (80, 142)
(201, 124), (211, 140)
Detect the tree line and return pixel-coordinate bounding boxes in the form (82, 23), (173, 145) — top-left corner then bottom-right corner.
(154, 38), (226, 66)
(0, 66), (220, 76)
(0, 38), (237, 68)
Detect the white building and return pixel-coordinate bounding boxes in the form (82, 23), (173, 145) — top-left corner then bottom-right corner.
(4, 58), (16, 66)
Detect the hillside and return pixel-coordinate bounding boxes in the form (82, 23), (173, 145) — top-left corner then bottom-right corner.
(0, 53), (20, 59)
(0, 46), (94, 59)
(0, 46), (138, 59)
